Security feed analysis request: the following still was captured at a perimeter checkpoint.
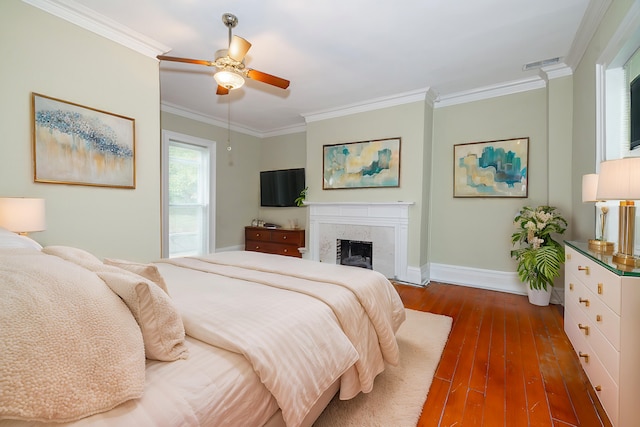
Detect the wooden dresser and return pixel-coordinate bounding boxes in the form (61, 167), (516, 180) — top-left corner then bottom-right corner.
(244, 226), (305, 258)
(564, 241), (640, 427)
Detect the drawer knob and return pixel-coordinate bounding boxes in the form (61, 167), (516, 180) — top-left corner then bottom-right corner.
(578, 323), (590, 335)
(283, 236), (287, 240)
(567, 253), (572, 261)
(578, 352), (590, 363)
(569, 283), (574, 291)
(577, 265), (590, 275)
(595, 385), (602, 392)
(579, 298), (590, 307)
(256, 233), (261, 237)
(283, 249), (288, 253)
(596, 314), (602, 322)
(255, 245), (260, 249)
(597, 283), (603, 295)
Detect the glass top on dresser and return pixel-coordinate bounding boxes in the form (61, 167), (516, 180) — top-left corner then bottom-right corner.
(565, 241), (640, 277)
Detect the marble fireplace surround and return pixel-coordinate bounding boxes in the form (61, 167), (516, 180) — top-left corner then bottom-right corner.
(306, 202), (414, 283)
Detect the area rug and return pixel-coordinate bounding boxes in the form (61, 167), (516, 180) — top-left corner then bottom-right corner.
(314, 309), (453, 427)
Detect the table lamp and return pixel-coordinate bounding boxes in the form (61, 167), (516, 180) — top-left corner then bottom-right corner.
(582, 173), (614, 253)
(596, 158), (640, 267)
(0, 197), (46, 235)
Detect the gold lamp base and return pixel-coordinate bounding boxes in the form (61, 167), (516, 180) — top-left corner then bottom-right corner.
(588, 239), (614, 254)
(612, 252), (638, 268)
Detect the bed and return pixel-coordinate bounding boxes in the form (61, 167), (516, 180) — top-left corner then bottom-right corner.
(0, 227), (406, 427)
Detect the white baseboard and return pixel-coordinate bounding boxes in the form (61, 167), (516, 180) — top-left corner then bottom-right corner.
(428, 262), (564, 305)
(430, 262), (526, 295)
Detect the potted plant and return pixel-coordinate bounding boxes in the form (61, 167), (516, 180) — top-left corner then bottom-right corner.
(510, 205), (568, 306)
(294, 187), (308, 207)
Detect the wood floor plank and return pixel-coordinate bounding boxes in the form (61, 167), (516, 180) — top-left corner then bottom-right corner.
(440, 292), (485, 425)
(393, 281), (612, 427)
(483, 292), (507, 427)
(517, 303), (553, 426)
(418, 377), (449, 426)
(504, 301), (529, 426)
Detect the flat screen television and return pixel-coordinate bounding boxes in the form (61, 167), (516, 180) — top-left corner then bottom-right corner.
(631, 74), (640, 150)
(260, 168), (305, 207)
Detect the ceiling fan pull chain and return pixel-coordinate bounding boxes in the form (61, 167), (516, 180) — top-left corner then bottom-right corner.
(226, 94), (233, 165)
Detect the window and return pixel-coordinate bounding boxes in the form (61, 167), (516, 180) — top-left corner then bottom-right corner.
(162, 131), (216, 258)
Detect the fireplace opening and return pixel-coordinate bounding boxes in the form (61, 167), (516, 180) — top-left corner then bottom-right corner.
(337, 239), (373, 270)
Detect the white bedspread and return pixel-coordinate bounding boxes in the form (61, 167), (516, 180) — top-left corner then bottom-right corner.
(156, 251), (405, 427)
(0, 337), (278, 427)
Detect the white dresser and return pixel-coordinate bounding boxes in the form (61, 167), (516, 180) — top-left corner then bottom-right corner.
(564, 242), (640, 427)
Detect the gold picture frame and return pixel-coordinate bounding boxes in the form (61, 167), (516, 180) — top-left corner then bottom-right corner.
(453, 137), (528, 198)
(32, 93), (136, 188)
(323, 137), (401, 189)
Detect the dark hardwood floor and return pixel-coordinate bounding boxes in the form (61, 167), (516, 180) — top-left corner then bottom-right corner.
(393, 281), (612, 427)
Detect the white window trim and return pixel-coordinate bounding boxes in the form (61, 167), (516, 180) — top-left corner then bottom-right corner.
(594, 2), (640, 252)
(161, 130), (216, 258)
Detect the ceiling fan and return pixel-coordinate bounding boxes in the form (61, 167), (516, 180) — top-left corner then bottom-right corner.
(157, 13), (290, 95)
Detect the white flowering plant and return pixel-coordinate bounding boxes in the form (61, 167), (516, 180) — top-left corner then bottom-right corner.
(510, 205), (568, 291)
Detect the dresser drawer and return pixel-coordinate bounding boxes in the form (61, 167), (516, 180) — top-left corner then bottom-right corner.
(245, 228), (272, 242)
(245, 241), (302, 258)
(566, 271), (621, 351)
(271, 229), (304, 246)
(565, 294), (620, 382)
(564, 309), (619, 426)
(566, 247), (621, 315)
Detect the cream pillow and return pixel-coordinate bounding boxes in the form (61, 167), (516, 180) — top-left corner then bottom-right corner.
(42, 245), (103, 269)
(97, 270), (189, 362)
(104, 258), (169, 294)
(0, 250), (145, 422)
(0, 226), (42, 250)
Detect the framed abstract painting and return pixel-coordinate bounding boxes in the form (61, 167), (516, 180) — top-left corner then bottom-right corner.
(323, 137), (401, 189)
(453, 137), (528, 198)
(32, 93), (136, 188)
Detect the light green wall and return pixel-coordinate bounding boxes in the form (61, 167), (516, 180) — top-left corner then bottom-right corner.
(421, 102), (435, 268)
(431, 89), (549, 271)
(259, 132), (307, 229)
(305, 101), (427, 268)
(160, 112), (262, 249)
(0, 0), (161, 261)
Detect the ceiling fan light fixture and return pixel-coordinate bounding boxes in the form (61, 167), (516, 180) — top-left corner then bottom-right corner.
(214, 69), (245, 90)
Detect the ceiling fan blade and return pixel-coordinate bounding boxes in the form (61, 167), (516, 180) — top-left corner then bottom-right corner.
(157, 55), (214, 67)
(216, 85), (229, 95)
(246, 69), (290, 89)
(228, 36), (251, 62)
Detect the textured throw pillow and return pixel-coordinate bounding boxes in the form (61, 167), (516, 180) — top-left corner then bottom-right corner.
(42, 245), (103, 269)
(103, 258), (170, 294)
(0, 251), (145, 422)
(97, 270), (189, 362)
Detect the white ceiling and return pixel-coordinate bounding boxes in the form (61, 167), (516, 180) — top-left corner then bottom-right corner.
(42, 0), (605, 136)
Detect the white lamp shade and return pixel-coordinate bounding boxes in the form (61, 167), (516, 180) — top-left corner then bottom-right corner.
(596, 157), (640, 200)
(582, 173), (599, 202)
(0, 198), (46, 233)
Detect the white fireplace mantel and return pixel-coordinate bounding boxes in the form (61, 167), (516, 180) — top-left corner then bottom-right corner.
(305, 201), (414, 282)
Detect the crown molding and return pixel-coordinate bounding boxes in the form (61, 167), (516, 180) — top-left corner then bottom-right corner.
(564, 0), (612, 70)
(301, 88), (432, 123)
(435, 77), (547, 108)
(160, 102), (306, 138)
(539, 62), (573, 81)
(22, 0), (170, 58)
(160, 102), (263, 138)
